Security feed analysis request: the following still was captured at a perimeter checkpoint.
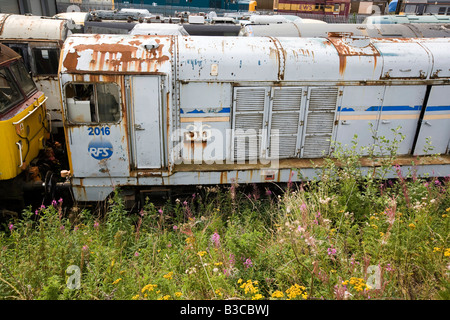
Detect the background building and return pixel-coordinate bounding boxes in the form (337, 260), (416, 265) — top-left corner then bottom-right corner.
(0, 0), (58, 15)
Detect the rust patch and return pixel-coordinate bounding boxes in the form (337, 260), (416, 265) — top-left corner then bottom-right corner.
(68, 41), (169, 73)
(328, 37), (380, 57)
(220, 171), (227, 184)
(269, 37), (285, 81)
(327, 35), (380, 77)
(63, 50), (80, 71)
(338, 55), (347, 76)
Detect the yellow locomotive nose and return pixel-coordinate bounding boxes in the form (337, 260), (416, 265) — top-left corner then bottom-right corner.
(0, 93), (48, 180)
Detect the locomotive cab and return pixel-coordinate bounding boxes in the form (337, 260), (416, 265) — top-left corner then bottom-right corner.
(0, 44), (49, 210)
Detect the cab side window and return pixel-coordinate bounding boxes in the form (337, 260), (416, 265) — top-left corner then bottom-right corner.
(32, 48), (59, 76)
(65, 83), (120, 124)
(0, 67), (23, 114)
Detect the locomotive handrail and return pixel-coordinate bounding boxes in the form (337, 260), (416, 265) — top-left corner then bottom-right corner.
(12, 97), (48, 125)
(16, 141), (23, 167)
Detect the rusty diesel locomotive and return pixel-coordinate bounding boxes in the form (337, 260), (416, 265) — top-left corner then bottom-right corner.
(56, 34), (450, 203)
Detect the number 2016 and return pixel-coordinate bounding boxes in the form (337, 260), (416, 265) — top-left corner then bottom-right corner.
(88, 127), (111, 136)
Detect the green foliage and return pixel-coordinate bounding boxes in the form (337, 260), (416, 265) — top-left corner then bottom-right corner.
(1, 137), (449, 300)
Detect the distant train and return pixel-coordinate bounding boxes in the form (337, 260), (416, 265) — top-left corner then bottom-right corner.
(240, 21), (450, 37)
(0, 43), (49, 208)
(364, 14), (450, 25)
(57, 34), (450, 203)
(273, 0), (351, 17)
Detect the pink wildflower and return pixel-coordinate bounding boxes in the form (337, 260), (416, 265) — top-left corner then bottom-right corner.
(243, 258), (253, 269)
(327, 247), (337, 256)
(211, 232), (220, 247)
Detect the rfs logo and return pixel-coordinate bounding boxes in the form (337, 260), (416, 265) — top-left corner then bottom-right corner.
(88, 140), (113, 160)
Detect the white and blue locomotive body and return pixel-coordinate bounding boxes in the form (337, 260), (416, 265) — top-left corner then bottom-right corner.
(59, 34), (450, 201)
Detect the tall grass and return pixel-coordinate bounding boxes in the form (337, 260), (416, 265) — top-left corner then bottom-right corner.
(0, 139), (449, 300)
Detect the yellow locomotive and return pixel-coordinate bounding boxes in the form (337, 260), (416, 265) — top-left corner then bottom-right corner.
(0, 43), (49, 209)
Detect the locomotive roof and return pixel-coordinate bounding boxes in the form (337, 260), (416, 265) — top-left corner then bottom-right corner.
(0, 14), (70, 41)
(60, 34), (450, 82)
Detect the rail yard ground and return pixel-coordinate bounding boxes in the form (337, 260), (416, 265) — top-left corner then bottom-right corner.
(0, 143), (449, 301)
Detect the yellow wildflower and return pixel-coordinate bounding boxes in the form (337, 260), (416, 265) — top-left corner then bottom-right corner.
(271, 290), (284, 298)
(185, 237), (195, 244)
(444, 248), (450, 257)
(252, 293), (263, 300)
(175, 292), (183, 297)
(408, 223), (416, 230)
(347, 277), (368, 292)
(163, 271), (174, 280)
(158, 295), (171, 300)
(112, 278), (122, 285)
(285, 284), (307, 300)
(433, 247), (442, 253)
(131, 294), (139, 300)
(197, 251), (207, 257)
(240, 280), (259, 295)
(215, 289), (223, 297)
(446, 207), (450, 212)
(141, 284), (157, 293)
(442, 214), (448, 218)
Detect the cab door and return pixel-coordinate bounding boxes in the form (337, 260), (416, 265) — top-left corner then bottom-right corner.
(64, 81), (130, 178)
(128, 75), (164, 169)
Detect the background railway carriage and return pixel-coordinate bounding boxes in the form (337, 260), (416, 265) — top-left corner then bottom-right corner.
(0, 14), (72, 135)
(59, 34), (450, 203)
(273, 0), (351, 17)
(239, 21), (450, 37)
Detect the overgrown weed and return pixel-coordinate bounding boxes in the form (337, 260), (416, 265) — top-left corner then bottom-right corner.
(1, 137), (449, 300)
